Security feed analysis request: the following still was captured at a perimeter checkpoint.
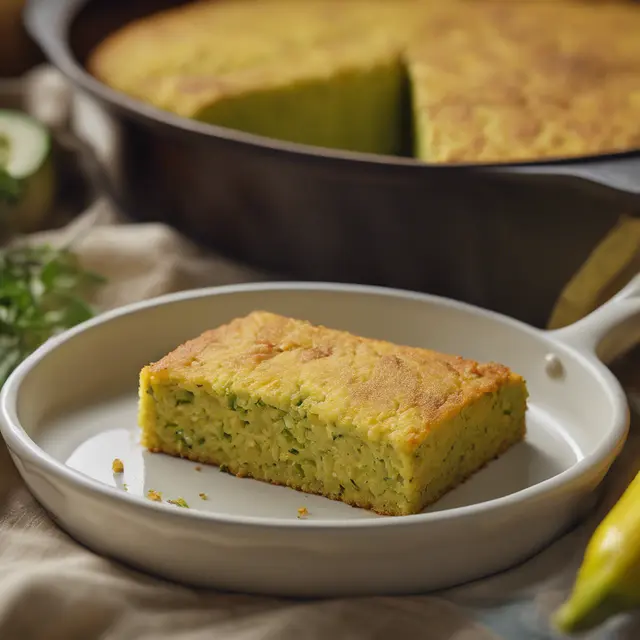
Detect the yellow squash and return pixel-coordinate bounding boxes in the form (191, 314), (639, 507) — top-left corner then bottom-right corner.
(554, 469), (640, 634)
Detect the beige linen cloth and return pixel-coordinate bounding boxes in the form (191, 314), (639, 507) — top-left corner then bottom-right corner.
(1, 69), (640, 640)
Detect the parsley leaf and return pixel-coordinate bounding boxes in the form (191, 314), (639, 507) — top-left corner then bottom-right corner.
(0, 244), (106, 387)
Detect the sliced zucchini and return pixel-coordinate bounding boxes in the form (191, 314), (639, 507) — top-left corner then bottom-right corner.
(0, 109), (56, 234)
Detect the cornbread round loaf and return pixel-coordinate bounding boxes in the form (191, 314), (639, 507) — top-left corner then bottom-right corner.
(88, 0), (640, 163)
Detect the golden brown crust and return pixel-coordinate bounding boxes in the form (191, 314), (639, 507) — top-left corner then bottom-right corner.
(145, 311), (524, 449)
(409, 0), (640, 162)
(87, 0), (409, 116)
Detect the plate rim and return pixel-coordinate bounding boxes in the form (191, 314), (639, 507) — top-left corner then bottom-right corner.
(0, 281), (630, 531)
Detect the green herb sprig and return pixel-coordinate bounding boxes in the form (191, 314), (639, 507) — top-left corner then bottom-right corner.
(0, 244), (106, 387)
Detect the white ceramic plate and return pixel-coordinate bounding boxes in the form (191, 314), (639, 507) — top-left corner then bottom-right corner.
(2, 279), (639, 597)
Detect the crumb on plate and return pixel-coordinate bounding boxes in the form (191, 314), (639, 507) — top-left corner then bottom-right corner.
(123, 483), (129, 492)
(112, 458), (124, 474)
(168, 497), (189, 508)
(147, 489), (162, 502)
(194, 466), (202, 472)
(297, 507), (309, 519)
(199, 492), (208, 500)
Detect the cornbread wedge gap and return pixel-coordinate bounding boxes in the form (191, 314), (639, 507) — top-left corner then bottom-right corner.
(138, 311), (528, 516)
(193, 54), (407, 155)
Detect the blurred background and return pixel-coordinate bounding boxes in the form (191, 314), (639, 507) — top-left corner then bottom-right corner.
(0, 0), (42, 78)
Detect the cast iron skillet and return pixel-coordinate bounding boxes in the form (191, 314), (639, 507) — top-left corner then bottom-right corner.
(24, 0), (640, 195)
(23, 0), (640, 326)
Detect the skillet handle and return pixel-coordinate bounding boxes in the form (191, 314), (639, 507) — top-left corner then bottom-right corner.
(497, 155), (640, 200)
(549, 274), (640, 364)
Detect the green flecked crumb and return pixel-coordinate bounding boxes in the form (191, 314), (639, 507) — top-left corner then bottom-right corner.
(199, 492), (208, 500)
(168, 497), (189, 508)
(176, 390), (195, 405)
(123, 483), (129, 491)
(174, 428), (193, 448)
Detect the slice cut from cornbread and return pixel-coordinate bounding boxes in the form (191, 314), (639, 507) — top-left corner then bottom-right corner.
(138, 311), (528, 516)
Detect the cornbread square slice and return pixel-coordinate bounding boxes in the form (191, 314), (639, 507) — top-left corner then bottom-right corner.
(139, 311), (528, 516)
